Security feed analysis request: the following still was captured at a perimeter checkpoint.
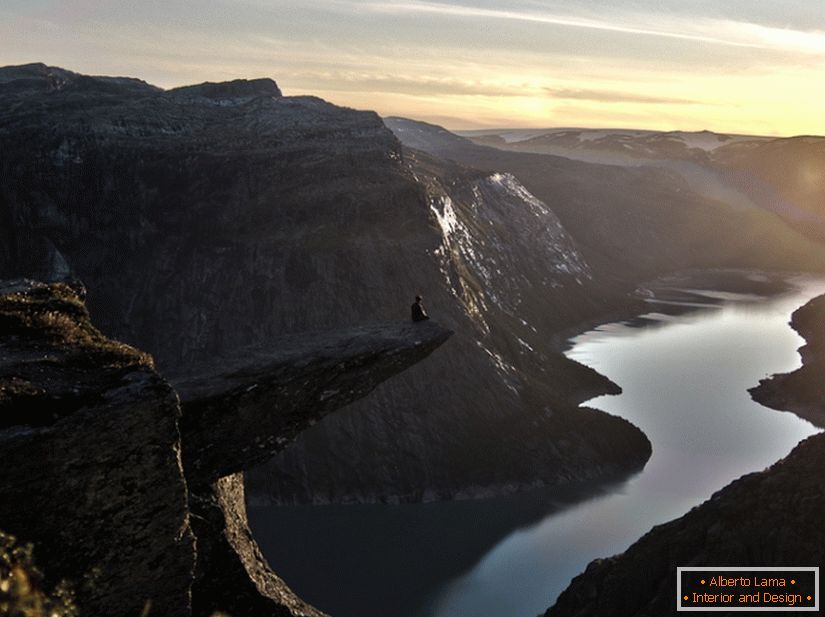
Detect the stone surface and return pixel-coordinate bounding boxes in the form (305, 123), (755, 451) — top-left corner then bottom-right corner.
(176, 321), (453, 484)
(0, 280), (195, 617)
(190, 475), (328, 617)
(0, 279), (453, 616)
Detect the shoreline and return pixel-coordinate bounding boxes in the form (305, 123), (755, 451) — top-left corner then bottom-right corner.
(255, 268), (816, 507)
(749, 293), (825, 428)
(543, 290), (825, 616)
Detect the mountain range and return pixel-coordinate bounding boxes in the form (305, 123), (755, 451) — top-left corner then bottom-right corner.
(3, 63), (824, 509)
(4, 62), (825, 617)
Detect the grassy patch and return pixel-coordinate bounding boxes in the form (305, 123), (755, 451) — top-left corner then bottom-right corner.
(0, 531), (77, 617)
(0, 282), (153, 369)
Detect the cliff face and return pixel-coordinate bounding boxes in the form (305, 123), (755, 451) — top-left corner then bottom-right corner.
(543, 294), (825, 617)
(0, 280), (194, 616)
(0, 63), (651, 504)
(252, 149), (650, 504)
(0, 279), (452, 616)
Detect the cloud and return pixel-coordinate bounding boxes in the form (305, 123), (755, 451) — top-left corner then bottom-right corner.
(364, 1), (825, 55)
(297, 73), (528, 98)
(548, 88), (703, 106)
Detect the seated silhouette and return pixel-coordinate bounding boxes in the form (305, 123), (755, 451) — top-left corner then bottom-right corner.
(411, 295), (430, 322)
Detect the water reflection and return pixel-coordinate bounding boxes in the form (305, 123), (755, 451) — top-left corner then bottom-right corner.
(249, 273), (824, 617)
(426, 275), (822, 617)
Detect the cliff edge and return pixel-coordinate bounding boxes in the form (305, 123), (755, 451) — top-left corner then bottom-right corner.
(0, 279), (451, 616)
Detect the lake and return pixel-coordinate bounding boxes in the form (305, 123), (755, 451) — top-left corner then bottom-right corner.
(248, 273), (823, 617)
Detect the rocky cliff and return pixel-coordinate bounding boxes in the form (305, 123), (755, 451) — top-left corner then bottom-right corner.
(0, 279), (193, 617)
(0, 279), (451, 616)
(543, 294), (825, 617)
(458, 126), (825, 244)
(0, 63), (652, 504)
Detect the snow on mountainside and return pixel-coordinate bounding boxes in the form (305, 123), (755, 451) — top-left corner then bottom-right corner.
(459, 127), (769, 153)
(428, 172), (589, 327)
(421, 166), (591, 386)
(387, 116), (825, 280)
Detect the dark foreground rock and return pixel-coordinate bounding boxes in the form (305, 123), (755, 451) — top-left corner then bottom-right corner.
(0, 280), (451, 616)
(190, 475), (326, 617)
(543, 294), (825, 617)
(0, 280), (194, 616)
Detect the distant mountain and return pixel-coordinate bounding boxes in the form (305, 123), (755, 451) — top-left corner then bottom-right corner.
(0, 64), (650, 504)
(453, 124), (825, 242)
(0, 61), (161, 96)
(458, 127), (767, 163)
(713, 136), (825, 228)
(385, 117), (825, 280)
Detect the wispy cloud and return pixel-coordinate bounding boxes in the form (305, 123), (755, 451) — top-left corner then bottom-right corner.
(301, 73), (530, 97)
(548, 88), (702, 106)
(365, 1), (825, 55)
(2, 0), (824, 135)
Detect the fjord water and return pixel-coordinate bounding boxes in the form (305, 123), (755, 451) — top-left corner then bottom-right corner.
(249, 276), (822, 617)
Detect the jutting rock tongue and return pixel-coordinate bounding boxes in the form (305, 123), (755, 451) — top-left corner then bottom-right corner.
(0, 279), (452, 616)
(174, 321), (453, 485)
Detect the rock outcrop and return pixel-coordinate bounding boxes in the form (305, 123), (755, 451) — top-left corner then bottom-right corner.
(0, 280), (194, 617)
(189, 475), (326, 617)
(0, 280), (451, 616)
(749, 294), (825, 428)
(0, 63), (652, 504)
(175, 321), (452, 484)
(543, 294), (825, 617)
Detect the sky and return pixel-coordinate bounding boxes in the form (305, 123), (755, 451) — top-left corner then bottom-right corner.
(2, 0), (825, 135)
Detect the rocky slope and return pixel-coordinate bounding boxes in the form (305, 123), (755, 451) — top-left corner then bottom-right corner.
(387, 118), (825, 282)
(456, 125), (825, 244)
(0, 279), (451, 616)
(0, 63), (651, 504)
(543, 293), (825, 617)
(0, 280), (193, 617)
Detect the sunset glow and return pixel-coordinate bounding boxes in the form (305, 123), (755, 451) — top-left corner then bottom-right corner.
(2, 0), (824, 135)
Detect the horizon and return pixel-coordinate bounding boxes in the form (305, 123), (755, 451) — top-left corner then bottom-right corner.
(3, 59), (823, 140)
(6, 60), (823, 141)
(2, 1), (825, 136)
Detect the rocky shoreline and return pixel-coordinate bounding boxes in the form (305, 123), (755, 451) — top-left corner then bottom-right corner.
(543, 292), (825, 617)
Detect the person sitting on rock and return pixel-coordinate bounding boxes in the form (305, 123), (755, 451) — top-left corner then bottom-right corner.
(411, 295), (430, 322)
